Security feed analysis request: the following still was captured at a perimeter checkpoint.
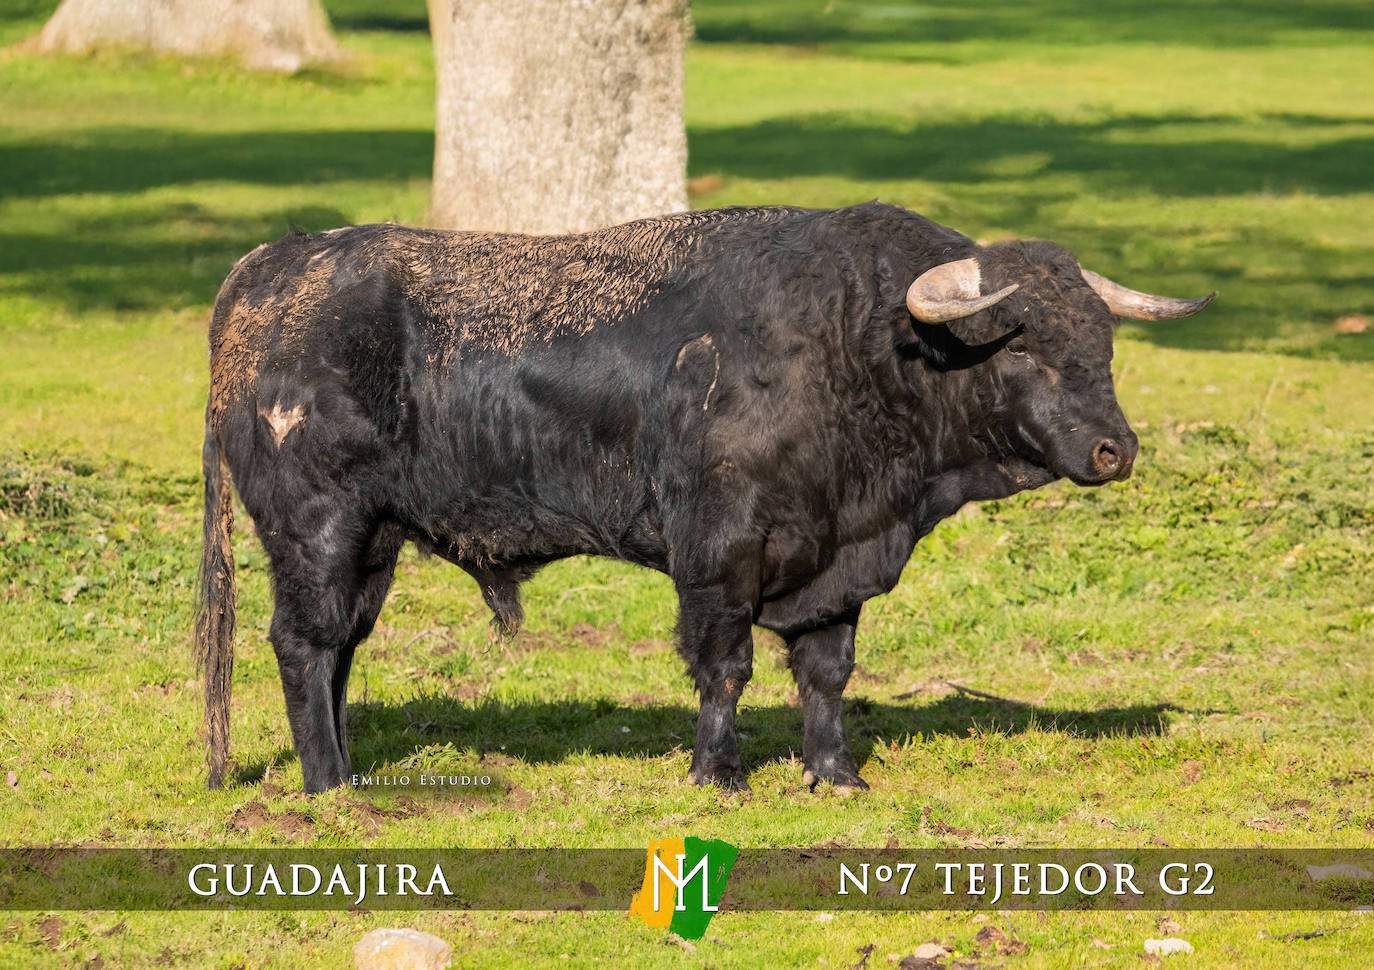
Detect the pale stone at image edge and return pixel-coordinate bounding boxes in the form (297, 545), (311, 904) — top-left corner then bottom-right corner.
(354, 928), (452, 970)
(1143, 937), (1194, 956)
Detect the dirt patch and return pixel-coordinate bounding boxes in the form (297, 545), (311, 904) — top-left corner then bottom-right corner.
(228, 800), (316, 839)
(1067, 650), (1104, 667)
(428, 781), (528, 818)
(432, 794), (498, 817)
(894, 680), (956, 700)
(272, 811), (317, 840)
(341, 797), (412, 836)
(931, 819), (975, 839)
(451, 681), (486, 702)
(975, 925), (1029, 956)
(851, 664), (884, 686)
(630, 638), (672, 656)
(503, 784), (532, 811)
(39, 915), (64, 949)
(503, 629), (564, 656)
(568, 622), (621, 648)
(1332, 770), (1374, 788)
(623, 693), (663, 707)
(227, 801), (272, 834)
(687, 174), (724, 197)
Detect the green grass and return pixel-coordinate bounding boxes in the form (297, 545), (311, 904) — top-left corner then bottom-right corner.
(2, 0), (1374, 966)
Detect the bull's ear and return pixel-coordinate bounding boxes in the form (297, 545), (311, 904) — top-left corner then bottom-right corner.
(1079, 268), (1216, 321)
(907, 258), (1019, 324)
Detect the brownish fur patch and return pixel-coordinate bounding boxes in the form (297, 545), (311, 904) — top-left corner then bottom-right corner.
(389, 210), (779, 368)
(209, 248), (344, 427)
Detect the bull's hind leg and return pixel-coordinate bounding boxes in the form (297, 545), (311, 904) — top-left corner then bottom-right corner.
(264, 511), (403, 793)
(330, 523), (404, 773)
(787, 609), (867, 791)
(676, 582), (756, 791)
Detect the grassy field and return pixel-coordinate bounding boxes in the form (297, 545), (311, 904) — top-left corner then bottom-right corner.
(2, 0), (1373, 966)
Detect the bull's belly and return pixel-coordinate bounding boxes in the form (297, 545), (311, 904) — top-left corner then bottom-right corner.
(402, 481), (669, 573)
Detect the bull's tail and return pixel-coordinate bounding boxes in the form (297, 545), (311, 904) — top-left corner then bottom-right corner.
(194, 410), (237, 789)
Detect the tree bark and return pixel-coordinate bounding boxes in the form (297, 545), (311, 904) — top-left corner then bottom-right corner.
(24, 0), (342, 73)
(427, 0), (690, 234)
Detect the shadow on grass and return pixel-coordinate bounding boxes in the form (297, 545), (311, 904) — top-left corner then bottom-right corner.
(0, 127), (433, 200)
(323, 0), (429, 34)
(319, 693), (1205, 787)
(0, 127), (432, 312)
(7, 116), (1367, 203)
(0, 203), (355, 313)
(689, 113), (1374, 200)
(690, 0), (1374, 53)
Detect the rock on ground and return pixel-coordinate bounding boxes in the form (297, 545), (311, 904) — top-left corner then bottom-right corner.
(354, 928), (452, 970)
(1144, 937), (1194, 956)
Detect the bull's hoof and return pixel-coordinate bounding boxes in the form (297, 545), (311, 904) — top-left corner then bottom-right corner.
(802, 765), (869, 793)
(687, 766), (751, 792)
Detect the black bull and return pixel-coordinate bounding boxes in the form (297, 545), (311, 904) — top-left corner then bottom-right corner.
(195, 202), (1213, 793)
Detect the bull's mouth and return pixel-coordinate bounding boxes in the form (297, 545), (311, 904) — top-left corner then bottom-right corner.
(1067, 468), (1132, 486)
(998, 455), (1059, 491)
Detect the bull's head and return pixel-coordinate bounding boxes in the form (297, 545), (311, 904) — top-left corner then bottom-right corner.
(905, 242), (1214, 485)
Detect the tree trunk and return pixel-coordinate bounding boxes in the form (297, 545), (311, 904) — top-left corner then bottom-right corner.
(24, 0), (342, 73)
(427, 0), (690, 234)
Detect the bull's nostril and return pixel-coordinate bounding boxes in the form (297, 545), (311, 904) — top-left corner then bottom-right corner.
(1093, 439), (1122, 475)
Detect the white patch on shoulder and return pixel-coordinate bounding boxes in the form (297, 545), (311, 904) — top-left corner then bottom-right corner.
(261, 402), (306, 448)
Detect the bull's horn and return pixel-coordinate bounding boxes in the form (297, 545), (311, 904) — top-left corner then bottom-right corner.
(906, 257), (1019, 324)
(1080, 268), (1216, 320)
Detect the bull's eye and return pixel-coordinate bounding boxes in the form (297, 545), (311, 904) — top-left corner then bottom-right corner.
(1006, 340), (1028, 357)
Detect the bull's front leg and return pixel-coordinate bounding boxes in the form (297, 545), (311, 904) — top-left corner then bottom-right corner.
(788, 608), (867, 791)
(676, 583), (756, 791)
